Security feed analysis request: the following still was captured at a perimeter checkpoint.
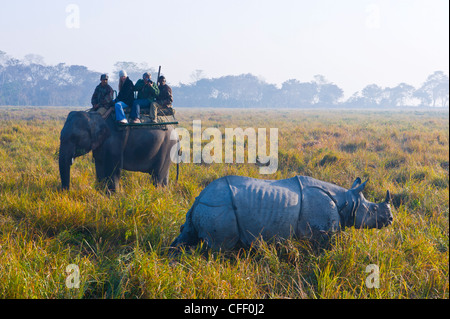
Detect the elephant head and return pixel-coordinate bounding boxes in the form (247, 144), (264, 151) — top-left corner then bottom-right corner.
(59, 111), (110, 190)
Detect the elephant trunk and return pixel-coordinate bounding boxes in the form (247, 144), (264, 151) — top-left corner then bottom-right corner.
(59, 143), (73, 190)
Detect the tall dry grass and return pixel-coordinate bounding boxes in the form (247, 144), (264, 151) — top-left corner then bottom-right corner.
(0, 106), (448, 298)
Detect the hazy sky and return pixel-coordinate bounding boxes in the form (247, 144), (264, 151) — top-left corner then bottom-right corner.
(1, 0), (448, 97)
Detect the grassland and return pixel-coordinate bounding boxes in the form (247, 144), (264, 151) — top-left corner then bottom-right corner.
(0, 106), (448, 299)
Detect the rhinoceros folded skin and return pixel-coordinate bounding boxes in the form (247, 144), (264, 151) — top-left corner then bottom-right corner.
(171, 175), (393, 251)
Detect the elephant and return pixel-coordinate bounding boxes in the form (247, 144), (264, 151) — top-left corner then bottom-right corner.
(59, 110), (178, 191)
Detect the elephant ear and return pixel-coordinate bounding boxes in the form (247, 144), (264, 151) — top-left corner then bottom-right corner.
(89, 113), (110, 151)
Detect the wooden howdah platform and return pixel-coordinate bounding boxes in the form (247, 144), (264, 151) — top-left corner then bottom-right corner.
(91, 105), (178, 130)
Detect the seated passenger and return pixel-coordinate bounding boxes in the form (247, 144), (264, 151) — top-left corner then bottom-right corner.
(91, 74), (114, 110)
(149, 75), (173, 123)
(115, 70), (135, 124)
(129, 72), (159, 124)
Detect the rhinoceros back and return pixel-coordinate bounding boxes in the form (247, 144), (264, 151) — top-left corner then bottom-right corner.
(201, 176), (301, 246)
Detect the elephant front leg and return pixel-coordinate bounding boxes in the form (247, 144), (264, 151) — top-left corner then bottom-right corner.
(93, 154), (104, 184)
(95, 148), (121, 192)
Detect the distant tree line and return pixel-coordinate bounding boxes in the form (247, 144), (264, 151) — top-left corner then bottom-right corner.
(174, 73), (347, 108)
(0, 50), (448, 108)
(0, 51), (100, 106)
(346, 71), (449, 108)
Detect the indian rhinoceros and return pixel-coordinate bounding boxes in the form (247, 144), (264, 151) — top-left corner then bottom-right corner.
(171, 175), (393, 251)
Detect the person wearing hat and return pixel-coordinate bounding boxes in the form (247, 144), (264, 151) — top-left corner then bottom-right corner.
(149, 75), (173, 123)
(115, 70), (135, 124)
(129, 72), (160, 124)
(91, 74), (114, 110)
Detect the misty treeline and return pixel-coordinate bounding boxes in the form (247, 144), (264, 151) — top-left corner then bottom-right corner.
(0, 50), (448, 108)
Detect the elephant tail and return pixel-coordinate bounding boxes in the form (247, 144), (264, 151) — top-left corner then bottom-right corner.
(176, 149), (181, 183)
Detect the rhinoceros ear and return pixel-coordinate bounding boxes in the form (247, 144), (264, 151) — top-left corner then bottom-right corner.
(385, 190), (392, 203)
(353, 179), (368, 194)
(350, 177), (362, 189)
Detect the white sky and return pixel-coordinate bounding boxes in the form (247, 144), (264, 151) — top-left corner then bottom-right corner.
(0, 0), (448, 97)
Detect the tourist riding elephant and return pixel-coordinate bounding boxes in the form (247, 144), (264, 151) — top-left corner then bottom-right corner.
(59, 111), (178, 191)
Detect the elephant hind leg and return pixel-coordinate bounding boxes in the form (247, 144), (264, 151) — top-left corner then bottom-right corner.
(149, 171), (159, 187)
(161, 171), (169, 186)
(149, 169), (169, 187)
(103, 159), (121, 192)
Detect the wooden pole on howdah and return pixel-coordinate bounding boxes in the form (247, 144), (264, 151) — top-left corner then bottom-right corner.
(157, 65), (161, 85)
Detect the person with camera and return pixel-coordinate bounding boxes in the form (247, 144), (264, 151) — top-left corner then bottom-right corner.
(129, 72), (160, 124)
